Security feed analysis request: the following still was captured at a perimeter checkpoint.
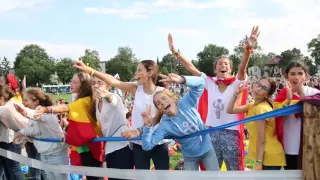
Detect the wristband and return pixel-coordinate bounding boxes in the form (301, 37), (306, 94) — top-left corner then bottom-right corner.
(181, 76), (186, 84)
(85, 67), (95, 76)
(241, 46), (254, 53)
(172, 51), (179, 54)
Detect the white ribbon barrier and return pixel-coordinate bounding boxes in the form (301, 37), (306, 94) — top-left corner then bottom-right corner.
(0, 148), (301, 180)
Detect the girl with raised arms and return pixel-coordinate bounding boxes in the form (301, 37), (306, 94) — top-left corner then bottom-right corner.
(168, 26), (260, 170)
(73, 60), (170, 170)
(141, 73), (219, 171)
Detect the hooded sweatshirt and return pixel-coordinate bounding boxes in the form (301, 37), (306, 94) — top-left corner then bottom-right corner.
(142, 76), (212, 158)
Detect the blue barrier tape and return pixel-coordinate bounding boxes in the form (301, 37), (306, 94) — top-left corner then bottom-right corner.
(35, 104), (303, 143)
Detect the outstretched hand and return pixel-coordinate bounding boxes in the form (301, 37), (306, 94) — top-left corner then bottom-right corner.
(245, 26), (260, 48)
(159, 73), (185, 84)
(14, 104), (27, 117)
(13, 132), (23, 144)
(73, 60), (88, 71)
(235, 83), (249, 95)
(33, 106), (46, 119)
(141, 104), (152, 127)
(168, 33), (177, 52)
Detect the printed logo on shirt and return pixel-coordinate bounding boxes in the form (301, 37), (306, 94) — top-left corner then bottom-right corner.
(213, 99), (224, 119)
(181, 121), (199, 134)
(30, 132), (42, 138)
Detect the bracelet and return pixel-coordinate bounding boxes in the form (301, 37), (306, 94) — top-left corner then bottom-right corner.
(181, 76), (186, 84)
(172, 51), (179, 54)
(241, 46), (254, 53)
(85, 67), (95, 76)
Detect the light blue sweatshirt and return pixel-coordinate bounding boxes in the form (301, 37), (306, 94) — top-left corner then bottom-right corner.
(142, 76), (213, 157)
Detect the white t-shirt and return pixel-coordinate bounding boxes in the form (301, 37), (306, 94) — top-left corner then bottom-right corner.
(132, 86), (164, 129)
(95, 93), (130, 154)
(283, 86), (320, 155)
(201, 73), (247, 130)
(132, 85), (172, 145)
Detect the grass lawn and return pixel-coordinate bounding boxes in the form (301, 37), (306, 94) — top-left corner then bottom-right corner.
(51, 94), (72, 103)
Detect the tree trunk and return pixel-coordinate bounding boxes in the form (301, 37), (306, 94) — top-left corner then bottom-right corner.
(302, 102), (320, 180)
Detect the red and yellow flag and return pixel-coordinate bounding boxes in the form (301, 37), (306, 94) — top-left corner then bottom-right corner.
(274, 88), (300, 146)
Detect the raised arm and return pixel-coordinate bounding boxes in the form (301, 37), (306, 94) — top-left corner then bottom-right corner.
(227, 83), (249, 114)
(141, 105), (167, 150)
(142, 125), (167, 151)
(31, 104), (69, 119)
(238, 26), (260, 80)
(168, 34), (201, 76)
(159, 73), (204, 106)
(73, 60), (138, 94)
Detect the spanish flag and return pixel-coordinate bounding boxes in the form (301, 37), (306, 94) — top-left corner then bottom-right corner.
(66, 96), (105, 165)
(274, 88), (301, 146)
(198, 76), (246, 171)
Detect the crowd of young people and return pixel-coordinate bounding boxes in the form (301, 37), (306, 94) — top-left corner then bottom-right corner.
(0, 26), (318, 180)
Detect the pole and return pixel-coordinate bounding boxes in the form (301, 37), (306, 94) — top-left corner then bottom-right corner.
(302, 102), (320, 180)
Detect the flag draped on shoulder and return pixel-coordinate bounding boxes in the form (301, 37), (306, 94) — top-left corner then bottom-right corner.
(274, 88), (301, 146)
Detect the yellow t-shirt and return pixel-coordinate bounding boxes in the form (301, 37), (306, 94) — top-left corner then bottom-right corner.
(246, 101), (286, 166)
(11, 94), (22, 103)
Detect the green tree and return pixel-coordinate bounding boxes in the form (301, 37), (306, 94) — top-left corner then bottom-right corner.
(197, 44), (229, 76)
(158, 54), (190, 75)
(14, 45), (55, 86)
(14, 44), (49, 68)
(80, 49), (101, 70)
(303, 56), (318, 76)
(279, 48), (303, 69)
(106, 47), (138, 81)
(191, 60), (199, 69)
(1, 57), (11, 75)
(307, 34), (320, 66)
(229, 54), (241, 74)
(267, 52), (277, 58)
(56, 58), (76, 84)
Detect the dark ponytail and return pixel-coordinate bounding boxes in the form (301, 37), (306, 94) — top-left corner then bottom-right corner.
(0, 84), (14, 102)
(140, 60), (166, 88)
(156, 75), (166, 88)
(265, 97), (274, 109)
